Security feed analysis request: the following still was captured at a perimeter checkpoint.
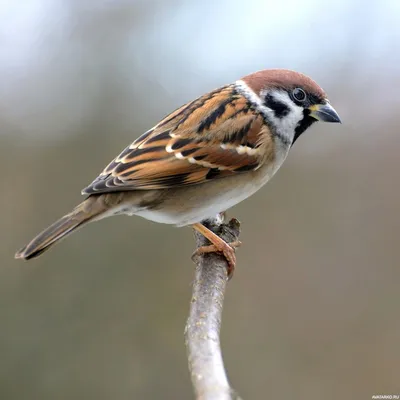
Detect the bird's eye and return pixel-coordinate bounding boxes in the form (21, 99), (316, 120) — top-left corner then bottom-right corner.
(292, 88), (307, 102)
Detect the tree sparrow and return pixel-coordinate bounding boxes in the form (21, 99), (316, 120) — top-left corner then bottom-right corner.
(15, 69), (341, 275)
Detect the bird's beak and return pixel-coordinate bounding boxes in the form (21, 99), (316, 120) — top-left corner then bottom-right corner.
(309, 103), (341, 123)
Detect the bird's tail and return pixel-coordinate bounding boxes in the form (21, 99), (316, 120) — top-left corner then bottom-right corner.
(15, 196), (109, 260)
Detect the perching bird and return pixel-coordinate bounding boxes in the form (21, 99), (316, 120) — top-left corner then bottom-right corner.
(15, 69), (341, 275)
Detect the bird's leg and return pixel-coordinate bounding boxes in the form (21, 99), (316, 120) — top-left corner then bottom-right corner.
(191, 222), (241, 278)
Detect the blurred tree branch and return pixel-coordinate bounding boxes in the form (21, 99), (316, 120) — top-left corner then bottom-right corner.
(185, 215), (242, 400)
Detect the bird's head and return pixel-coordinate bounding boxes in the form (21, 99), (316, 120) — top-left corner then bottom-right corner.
(242, 69), (341, 144)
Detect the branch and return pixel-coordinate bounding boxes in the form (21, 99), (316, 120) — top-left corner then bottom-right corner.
(185, 214), (242, 400)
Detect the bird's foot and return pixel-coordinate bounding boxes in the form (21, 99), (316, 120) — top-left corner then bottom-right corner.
(192, 240), (241, 279)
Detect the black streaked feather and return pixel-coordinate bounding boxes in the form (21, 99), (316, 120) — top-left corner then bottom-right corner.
(131, 128), (154, 145)
(171, 138), (192, 150)
(146, 173), (191, 187)
(222, 119), (253, 143)
(206, 168), (221, 180)
(234, 164), (258, 172)
(146, 130), (171, 144)
(115, 158), (166, 175)
(175, 89), (217, 129)
(197, 99), (230, 133)
(181, 148), (198, 157)
(124, 146), (165, 159)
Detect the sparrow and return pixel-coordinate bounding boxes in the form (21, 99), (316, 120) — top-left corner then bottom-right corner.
(15, 69), (341, 275)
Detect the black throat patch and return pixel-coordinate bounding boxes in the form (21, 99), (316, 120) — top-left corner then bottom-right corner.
(292, 109), (316, 145)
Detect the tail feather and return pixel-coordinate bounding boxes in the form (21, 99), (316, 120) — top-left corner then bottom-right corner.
(15, 197), (107, 260)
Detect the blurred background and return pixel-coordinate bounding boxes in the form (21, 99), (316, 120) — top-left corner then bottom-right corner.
(1, 0), (399, 398)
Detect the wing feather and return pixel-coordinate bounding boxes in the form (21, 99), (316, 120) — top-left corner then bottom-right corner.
(82, 85), (274, 194)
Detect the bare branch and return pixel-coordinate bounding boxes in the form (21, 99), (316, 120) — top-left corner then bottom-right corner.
(185, 215), (242, 400)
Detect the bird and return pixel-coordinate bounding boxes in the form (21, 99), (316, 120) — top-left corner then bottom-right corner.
(15, 69), (341, 276)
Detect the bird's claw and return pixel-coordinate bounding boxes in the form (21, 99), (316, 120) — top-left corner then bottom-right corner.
(192, 240), (241, 279)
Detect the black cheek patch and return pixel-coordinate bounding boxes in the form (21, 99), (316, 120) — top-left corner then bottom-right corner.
(264, 93), (290, 118)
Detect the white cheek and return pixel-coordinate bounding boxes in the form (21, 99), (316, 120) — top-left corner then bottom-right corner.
(234, 81), (304, 146)
(263, 91), (304, 144)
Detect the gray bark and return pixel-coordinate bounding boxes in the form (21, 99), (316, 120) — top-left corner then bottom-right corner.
(185, 215), (242, 400)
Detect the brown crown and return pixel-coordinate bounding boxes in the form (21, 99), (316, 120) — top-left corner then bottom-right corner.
(242, 69), (326, 99)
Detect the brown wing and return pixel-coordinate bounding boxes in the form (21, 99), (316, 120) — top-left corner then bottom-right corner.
(82, 85), (275, 194)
